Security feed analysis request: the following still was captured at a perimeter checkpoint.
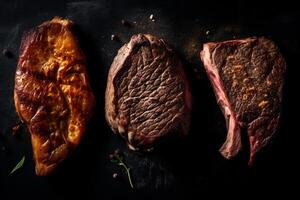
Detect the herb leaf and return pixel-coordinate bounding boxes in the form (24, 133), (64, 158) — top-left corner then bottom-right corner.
(10, 156), (25, 175)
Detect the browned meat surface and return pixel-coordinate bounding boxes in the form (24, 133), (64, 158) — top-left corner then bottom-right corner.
(14, 17), (95, 175)
(200, 37), (286, 165)
(105, 34), (192, 151)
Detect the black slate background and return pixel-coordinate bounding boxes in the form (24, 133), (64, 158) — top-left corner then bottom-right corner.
(0, 0), (299, 199)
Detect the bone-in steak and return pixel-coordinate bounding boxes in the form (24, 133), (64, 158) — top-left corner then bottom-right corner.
(14, 17), (95, 175)
(105, 34), (192, 151)
(200, 37), (286, 165)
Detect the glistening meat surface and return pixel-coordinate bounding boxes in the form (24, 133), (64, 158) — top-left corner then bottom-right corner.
(14, 17), (95, 175)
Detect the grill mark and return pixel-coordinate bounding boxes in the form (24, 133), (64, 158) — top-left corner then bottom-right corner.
(14, 17), (96, 176)
(18, 66), (55, 82)
(16, 90), (40, 110)
(17, 66), (90, 91)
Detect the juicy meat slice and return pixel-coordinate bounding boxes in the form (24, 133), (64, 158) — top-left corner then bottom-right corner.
(200, 37), (286, 165)
(105, 34), (192, 151)
(14, 17), (95, 175)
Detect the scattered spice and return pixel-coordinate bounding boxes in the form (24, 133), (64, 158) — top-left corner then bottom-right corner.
(149, 14), (155, 22)
(109, 149), (134, 188)
(2, 48), (13, 58)
(12, 123), (22, 135)
(111, 34), (116, 41)
(10, 156), (25, 175)
(111, 34), (119, 41)
(121, 19), (131, 27)
(258, 100), (269, 108)
(113, 173), (118, 179)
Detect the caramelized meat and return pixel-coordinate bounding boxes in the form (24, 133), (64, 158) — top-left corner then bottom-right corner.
(14, 17), (95, 175)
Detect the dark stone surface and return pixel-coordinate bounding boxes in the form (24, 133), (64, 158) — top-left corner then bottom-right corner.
(0, 0), (298, 199)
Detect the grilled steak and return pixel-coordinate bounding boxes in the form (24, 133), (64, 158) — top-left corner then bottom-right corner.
(105, 34), (192, 151)
(200, 37), (286, 165)
(14, 17), (95, 175)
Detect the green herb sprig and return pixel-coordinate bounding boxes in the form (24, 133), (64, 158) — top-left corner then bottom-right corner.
(10, 156), (25, 175)
(109, 149), (134, 189)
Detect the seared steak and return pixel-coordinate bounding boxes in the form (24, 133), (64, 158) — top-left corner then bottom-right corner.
(200, 37), (286, 165)
(14, 17), (95, 175)
(105, 34), (192, 151)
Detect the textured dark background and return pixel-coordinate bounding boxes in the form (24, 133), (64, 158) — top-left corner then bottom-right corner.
(0, 0), (299, 199)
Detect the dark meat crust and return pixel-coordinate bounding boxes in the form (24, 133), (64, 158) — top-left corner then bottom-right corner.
(213, 37), (285, 124)
(14, 17), (95, 175)
(105, 34), (192, 151)
(200, 37), (286, 165)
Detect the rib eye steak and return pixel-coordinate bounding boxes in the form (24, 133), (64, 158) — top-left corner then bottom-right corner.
(105, 34), (192, 151)
(14, 17), (95, 175)
(200, 37), (286, 165)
